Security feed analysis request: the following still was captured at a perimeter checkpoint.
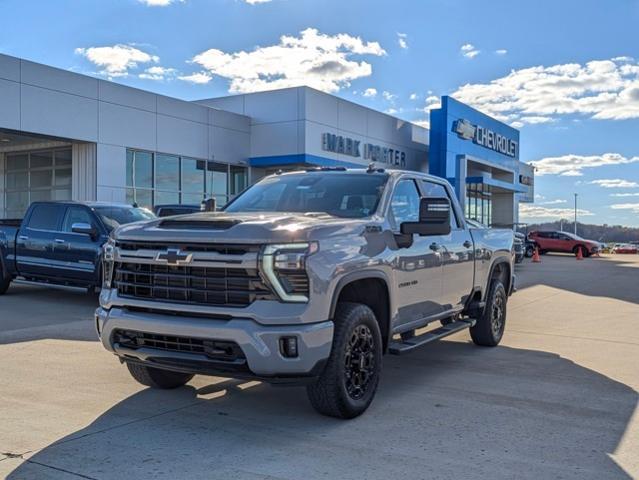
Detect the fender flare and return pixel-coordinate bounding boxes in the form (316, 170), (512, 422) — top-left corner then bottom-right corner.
(329, 269), (392, 320)
(485, 258), (512, 300)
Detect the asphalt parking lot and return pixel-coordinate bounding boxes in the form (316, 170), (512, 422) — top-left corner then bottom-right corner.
(1, 254), (638, 479)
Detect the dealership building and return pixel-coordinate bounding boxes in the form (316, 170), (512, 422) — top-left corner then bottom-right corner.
(0, 53), (533, 226)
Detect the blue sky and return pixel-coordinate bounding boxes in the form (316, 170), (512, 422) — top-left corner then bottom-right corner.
(2, 0), (639, 226)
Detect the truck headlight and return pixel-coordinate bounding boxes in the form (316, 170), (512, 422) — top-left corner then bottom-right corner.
(102, 237), (116, 289)
(261, 242), (317, 303)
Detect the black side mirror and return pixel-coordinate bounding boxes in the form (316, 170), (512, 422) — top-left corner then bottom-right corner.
(201, 197), (217, 212)
(72, 222), (97, 238)
(400, 197), (452, 236)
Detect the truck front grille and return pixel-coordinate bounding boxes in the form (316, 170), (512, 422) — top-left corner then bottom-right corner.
(114, 262), (275, 307)
(113, 329), (245, 362)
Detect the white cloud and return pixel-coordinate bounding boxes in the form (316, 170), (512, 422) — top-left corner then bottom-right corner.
(244, 0), (273, 4)
(495, 49), (508, 55)
(539, 199), (567, 205)
(385, 108), (399, 115)
(531, 153), (639, 176)
(422, 95), (441, 113)
(382, 90), (397, 101)
(397, 33), (408, 49)
(189, 28), (386, 94)
(409, 92), (418, 100)
(520, 204), (593, 220)
(450, 57), (639, 124)
(139, 66), (177, 81)
(611, 192), (639, 197)
(590, 178), (639, 188)
(178, 72), (212, 84)
(460, 43), (480, 59)
(75, 44), (159, 77)
(610, 203), (639, 213)
(362, 88), (377, 98)
(138, 0), (182, 5)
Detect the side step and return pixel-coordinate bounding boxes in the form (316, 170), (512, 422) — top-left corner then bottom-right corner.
(388, 319), (476, 355)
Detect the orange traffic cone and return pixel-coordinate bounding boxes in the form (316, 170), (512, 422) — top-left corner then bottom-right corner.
(576, 247), (584, 260)
(532, 247), (541, 263)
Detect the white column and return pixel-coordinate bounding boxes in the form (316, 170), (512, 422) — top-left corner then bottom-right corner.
(72, 143), (97, 201)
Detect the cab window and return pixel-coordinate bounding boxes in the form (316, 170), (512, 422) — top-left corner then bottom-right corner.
(389, 179), (421, 229)
(62, 207), (94, 233)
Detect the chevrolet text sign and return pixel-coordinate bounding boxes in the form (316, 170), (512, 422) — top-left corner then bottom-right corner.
(453, 119), (518, 158)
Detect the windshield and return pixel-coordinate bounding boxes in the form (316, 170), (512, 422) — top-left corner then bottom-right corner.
(94, 206), (156, 231)
(224, 173), (389, 218)
(561, 232), (585, 241)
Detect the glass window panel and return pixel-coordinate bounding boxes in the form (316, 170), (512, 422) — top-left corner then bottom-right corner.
(156, 154), (180, 192)
(126, 150), (134, 187)
(6, 171), (28, 190)
(31, 170), (53, 188)
(390, 180), (421, 226)
(126, 188), (135, 205)
(230, 165), (248, 196)
(133, 189), (153, 210)
(54, 149), (72, 167)
(132, 151), (153, 189)
(62, 207), (94, 232)
(6, 191), (29, 213)
(53, 188), (72, 200)
(30, 151), (53, 169)
(206, 162), (228, 196)
(27, 203), (64, 230)
(182, 193), (203, 205)
(213, 195), (228, 208)
(6, 154), (28, 171)
(155, 191), (180, 205)
(181, 158), (205, 195)
(55, 168), (72, 187)
(30, 190), (53, 202)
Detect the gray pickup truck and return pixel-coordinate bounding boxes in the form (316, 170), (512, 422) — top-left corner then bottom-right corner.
(96, 167), (514, 418)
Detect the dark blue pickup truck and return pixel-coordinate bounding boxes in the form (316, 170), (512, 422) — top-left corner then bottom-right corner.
(0, 201), (155, 295)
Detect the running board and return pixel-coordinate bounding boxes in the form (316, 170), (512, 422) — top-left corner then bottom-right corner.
(388, 319), (476, 355)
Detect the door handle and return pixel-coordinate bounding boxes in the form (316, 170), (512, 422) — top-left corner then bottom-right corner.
(18, 235), (29, 241)
(463, 240), (472, 249)
(429, 242), (440, 252)
(54, 239), (66, 244)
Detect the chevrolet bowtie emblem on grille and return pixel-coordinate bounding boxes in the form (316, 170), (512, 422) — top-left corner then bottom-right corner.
(453, 118), (477, 141)
(156, 249), (193, 265)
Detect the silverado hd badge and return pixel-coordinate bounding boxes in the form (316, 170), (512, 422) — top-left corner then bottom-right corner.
(156, 248), (193, 266)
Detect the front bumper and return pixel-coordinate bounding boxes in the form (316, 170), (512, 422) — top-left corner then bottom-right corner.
(96, 307), (333, 383)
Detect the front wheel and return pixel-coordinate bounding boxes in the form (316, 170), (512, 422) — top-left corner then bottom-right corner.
(470, 280), (507, 347)
(0, 268), (11, 295)
(307, 302), (382, 419)
(126, 362), (194, 389)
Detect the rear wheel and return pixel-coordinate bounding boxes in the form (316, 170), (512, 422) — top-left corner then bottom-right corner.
(126, 362), (194, 389)
(525, 244), (535, 258)
(307, 302), (382, 419)
(470, 280), (507, 347)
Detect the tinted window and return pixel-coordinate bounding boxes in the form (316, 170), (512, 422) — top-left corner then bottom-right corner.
(62, 207), (94, 233)
(390, 180), (421, 227)
(421, 180), (459, 228)
(94, 206), (156, 231)
(224, 173), (388, 218)
(27, 204), (64, 230)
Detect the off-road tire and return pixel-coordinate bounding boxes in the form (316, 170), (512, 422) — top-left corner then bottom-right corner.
(0, 268), (11, 295)
(307, 302), (382, 419)
(470, 280), (507, 347)
(126, 362), (194, 389)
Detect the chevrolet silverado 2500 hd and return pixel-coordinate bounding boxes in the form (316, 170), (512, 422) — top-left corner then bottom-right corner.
(96, 168), (515, 418)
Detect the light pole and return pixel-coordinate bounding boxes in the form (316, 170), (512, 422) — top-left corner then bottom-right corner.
(574, 193), (578, 235)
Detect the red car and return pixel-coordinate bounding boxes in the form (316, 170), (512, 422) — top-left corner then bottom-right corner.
(528, 231), (600, 257)
(612, 244), (639, 254)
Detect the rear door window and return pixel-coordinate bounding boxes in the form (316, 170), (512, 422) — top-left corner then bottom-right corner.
(27, 204), (65, 231)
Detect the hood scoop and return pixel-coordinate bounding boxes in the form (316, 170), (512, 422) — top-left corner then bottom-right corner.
(158, 215), (241, 230)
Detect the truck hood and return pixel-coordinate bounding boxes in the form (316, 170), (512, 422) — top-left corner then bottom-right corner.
(113, 211), (371, 244)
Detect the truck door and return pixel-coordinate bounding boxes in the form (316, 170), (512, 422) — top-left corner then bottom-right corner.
(15, 203), (65, 279)
(56, 205), (103, 283)
(389, 178), (444, 327)
(420, 180), (475, 312)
